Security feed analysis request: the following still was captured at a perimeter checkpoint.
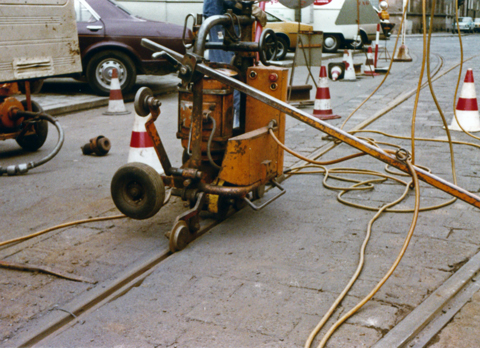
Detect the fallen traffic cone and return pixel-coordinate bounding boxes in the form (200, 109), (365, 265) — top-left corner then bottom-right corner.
(342, 50), (356, 81)
(448, 68), (480, 132)
(103, 68), (130, 115)
(364, 46), (378, 76)
(128, 111), (164, 173)
(312, 66), (341, 120)
(393, 44), (412, 62)
(328, 62), (345, 81)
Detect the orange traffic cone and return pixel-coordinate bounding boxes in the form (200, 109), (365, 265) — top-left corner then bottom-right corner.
(103, 68), (130, 115)
(312, 66), (341, 120)
(127, 111), (164, 173)
(364, 47), (378, 76)
(448, 68), (480, 132)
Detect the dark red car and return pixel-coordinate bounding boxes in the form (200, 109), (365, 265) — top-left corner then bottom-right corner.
(75, 0), (191, 95)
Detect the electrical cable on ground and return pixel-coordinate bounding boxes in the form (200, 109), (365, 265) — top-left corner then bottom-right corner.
(0, 113), (65, 176)
(267, 0), (475, 344)
(0, 190), (172, 249)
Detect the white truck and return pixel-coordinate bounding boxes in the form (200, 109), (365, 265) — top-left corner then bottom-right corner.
(266, 0), (386, 52)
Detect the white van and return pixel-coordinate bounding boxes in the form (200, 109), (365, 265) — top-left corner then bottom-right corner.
(266, 0), (382, 52)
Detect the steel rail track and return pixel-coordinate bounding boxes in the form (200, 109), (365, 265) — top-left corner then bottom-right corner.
(14, 52), (478, 348)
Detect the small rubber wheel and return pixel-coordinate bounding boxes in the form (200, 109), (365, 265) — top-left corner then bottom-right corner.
(16, 100), (48, 151)
(111, 162), (165, 220)
(169, 220), (191, 252)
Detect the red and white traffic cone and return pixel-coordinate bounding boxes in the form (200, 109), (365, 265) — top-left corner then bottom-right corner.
(364, 46), (378, 76)
(312, 66), (341, 120)
(448, 68), (480, 132)
(103, 68), (130, 115)
(342, 50), (356, 81)
(328, 62), (345, 81)
(127, 111), (164, 173)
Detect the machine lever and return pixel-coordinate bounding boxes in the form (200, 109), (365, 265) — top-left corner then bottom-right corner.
(243, 180), (286, 211)
(152, 51), (182, 70)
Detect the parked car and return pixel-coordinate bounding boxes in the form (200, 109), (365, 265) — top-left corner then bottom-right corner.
(264, 11), (313, 60)
(474, 18), (480, 32)
(74, 0), (192, 95)
(453, 17), (475, 33)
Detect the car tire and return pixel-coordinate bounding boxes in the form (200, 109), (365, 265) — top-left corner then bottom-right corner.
(274, 36), (288, 61)
(323, 34), (342, 53)
(86, 50), (136, 96)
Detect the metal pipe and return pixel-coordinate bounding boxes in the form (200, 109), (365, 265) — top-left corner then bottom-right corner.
(141, 38), (480, 209)
(194, 14), (253, 56)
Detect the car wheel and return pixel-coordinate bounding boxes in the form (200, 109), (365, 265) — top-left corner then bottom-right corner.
(323, 34), (342, 53)
(16, 100), (48, 151)
(86, 50), (136, 96)
(274, 37), (288, 61)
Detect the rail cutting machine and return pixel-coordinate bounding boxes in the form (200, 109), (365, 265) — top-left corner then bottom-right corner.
(111, 2), (288, 252)
(111, 2), (480, 252)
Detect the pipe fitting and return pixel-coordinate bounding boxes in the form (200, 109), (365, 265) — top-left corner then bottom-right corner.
(81, 136), (111, 156)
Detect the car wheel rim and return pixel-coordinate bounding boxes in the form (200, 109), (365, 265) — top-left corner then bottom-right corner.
(324, 37), (336, 49)
(96, 59), (127, 90)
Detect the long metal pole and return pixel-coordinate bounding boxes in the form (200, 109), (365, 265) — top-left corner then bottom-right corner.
(141, 38), (480, 209)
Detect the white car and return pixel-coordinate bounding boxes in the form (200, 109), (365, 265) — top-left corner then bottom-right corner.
(474, 18), (480, 32)
(453, 17), (475, 33)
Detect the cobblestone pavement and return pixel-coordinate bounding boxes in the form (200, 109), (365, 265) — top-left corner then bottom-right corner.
(2, 34), (480, 347)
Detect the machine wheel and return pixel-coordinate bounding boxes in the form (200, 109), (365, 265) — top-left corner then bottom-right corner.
(111, 162), (165, 220)
(86, 50), (136, 96)
(323, 34), (342, 53)
(16, 100), (48, 152)
(259, 29), (278, 65)
(274, 36), (289, 61)
(169, 220), (192, 252)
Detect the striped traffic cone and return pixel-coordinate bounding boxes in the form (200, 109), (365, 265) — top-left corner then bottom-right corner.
(128, 111), (164, 173)
(103, 68), (130, 115)
(448, 69), (480, 132)
(364, 47), (378, 76)
(312, 66), (341, 120)
(342, 50), (356, 81)
(328, 62), (345, 81)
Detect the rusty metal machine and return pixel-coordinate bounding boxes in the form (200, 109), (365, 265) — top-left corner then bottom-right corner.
(111, 2), (289, 251)
(0, 0), (81, 175)
(111, 1), (480, 252)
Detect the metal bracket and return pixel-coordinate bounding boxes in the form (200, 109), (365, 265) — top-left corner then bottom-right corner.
(243, 180), (286, 211)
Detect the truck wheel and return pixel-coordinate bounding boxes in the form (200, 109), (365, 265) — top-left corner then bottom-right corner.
(323, 34), (342, 53)
(86, 50), (136, 96)
(16, 100), (48, 152)
(111, 162), (165, 220)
